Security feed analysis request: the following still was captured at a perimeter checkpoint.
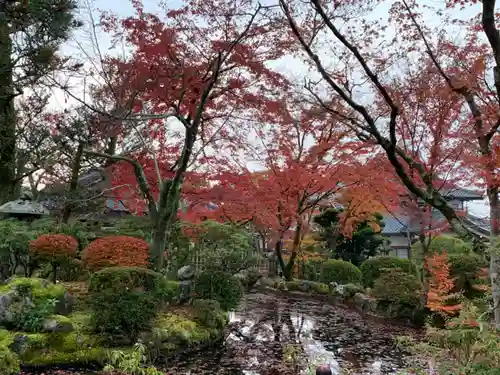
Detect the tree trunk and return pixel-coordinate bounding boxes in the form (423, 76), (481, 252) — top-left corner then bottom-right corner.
(149, 178), (183, 271)
(151, 218), (168, 271)
(283, 222), (303, 281)
(487, 187), (500, 327)
(0, 19), (16, 204)
(61, 142), (84, 223)
(275, 239), (286, 278)
(51, 263), (58, 284)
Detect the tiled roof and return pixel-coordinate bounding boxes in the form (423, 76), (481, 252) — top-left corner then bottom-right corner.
(381, 215), (409, 235)
(382, 211), (491, 236)
(439, 187), (483, 200)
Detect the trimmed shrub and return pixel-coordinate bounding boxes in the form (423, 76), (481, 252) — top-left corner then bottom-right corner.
(82, 236), (149, 271)
(192, 299), (227, 329)
(90, 288), (157, 339)
(412, 235), (472, 265)
(88, 267), (170, 338)
(448, 253), (489, 298)
(88, 266), (171, 298)
(360, 256), (416, 287)
(30, 234), (78, 283)
(194, 270), (244, 310)
(303, 260), (322, 281)
(319, 259), (361, 284)
(372, 268), (422, 308)
(29, 234), (78, 261)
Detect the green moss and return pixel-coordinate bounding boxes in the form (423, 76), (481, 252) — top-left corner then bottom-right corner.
(49, 314), (72, 324)
(0, 329), (14, 346)
(68, 311), (92, 331)
(22, 347), (107, 365)
(151, 312), (223, 346)
(311, 282), (329, 295)
(285, 281), (300, 291)
(0, 277), (66, 301)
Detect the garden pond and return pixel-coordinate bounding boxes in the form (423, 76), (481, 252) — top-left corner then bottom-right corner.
(21, 292), (424, 375)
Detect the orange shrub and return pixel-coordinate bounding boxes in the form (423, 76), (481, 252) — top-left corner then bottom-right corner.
(82, 235), (149, 271)
(426, 252), (462, 317)
(29, 234), (78, 262)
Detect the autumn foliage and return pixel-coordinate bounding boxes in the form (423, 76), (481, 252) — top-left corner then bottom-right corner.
(29, 234), (78, 262)
(82, 236), (149, 271)
(426, 252), (462, 316)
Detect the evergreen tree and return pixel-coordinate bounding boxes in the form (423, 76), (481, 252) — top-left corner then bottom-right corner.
(0, 0), (81, 203)
(313, 208), (388, 266)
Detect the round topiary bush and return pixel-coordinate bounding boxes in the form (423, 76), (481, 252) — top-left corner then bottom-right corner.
(319, 259), (361, 285)
(372, 268), (422, 309)
(82, 235), (149, 271)
(29, 234), (78, 262)
(88, 267), (169, 339)
(29, 234), (78, 283)
(360, 256), (417, 288)
(194, 270), (244, 311)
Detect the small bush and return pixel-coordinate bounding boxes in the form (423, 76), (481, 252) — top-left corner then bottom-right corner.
(0, 347), (19, 375)
(194, 270), (244, 310)
(360, 256), (416, 288)
(88, 267), (168, 339)
(90, 289), (157, 338)
(285, 280), (301, 291)
(162, 280), (181, 302)
(302, 260), (322, 281)
(82, 236), (149, 271)
(342, 284), (364, 298)
(319, 259), (361, 285)
(372, 268), (421, 308)
(448, 254), (489, 298)
(30, 234), (78, 283)
(192, 299), (227, 329)
(311, 282), (329, 295)
(29, 234), (78, 261)
(89, 266), (168, 297)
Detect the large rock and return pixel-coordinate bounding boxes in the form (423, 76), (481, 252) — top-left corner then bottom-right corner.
(0, 278), (73, 331)
(177, 266), (195, 281)
(55, 291), (74, 316)
(233, 268), (262, 291)
(42, 315), (74, 333)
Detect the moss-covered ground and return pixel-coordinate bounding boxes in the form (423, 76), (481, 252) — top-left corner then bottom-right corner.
(0, 280), (228, 370)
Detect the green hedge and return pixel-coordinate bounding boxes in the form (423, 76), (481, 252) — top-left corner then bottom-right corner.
(194, 270), (244, 310)
(360, 256), (416, 287)
(319, 259), (361, 284)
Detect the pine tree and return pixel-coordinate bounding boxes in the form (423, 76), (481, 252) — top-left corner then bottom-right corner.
(0, 0), (81, 203)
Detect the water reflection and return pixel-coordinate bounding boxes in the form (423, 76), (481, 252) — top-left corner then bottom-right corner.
(223, 293), (418, 375)
(22, 293), (420, 375)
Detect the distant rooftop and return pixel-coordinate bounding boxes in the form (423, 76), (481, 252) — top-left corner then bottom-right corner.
(439, 187), (483, 201)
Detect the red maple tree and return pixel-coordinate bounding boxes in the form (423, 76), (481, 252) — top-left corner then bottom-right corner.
(78, 0), (288, 270)
(193, 98), (366, 279)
